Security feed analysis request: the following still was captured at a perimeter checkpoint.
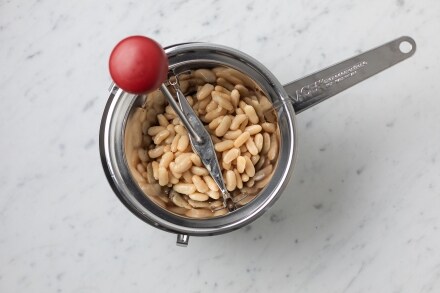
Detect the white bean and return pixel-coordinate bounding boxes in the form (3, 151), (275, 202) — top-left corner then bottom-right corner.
(192, 175), (210, 193)
(234, 131), (250, 148)
(173, 183), (197, 195)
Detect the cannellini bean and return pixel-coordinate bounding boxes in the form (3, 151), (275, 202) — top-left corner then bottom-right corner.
(262, 132), (271, 155)
(159, 152), (174, 168)
(225, 170), (237, 191)
(209, 116), (223, 130)
(254, 133), (263, 153)
(173, 183), (197, 195)
(148, 146), (164, 159)
(158, 167), (169, 186)
(152, 161), (159, 180)
(247, 178), (255, 187)
(207, 190), (221, 200)
(262, 122), (276, 133)
(268, 133), (278, 161)
(230, 114), (247, 130)
(213, 209), (228, 217)
(234, 169), (243, 189)
(192, 175), (210, 193)
(171, 192), (192, 209)
(168, 162), (182, 179)
(153, 129), (170, 145)
(210, 200), (223, 209)
(251, 155), (260, 165)
(215, 140), (234, 152)
(246, 137), (258, 156)
(164, 135), (175, 145)
(164, 113), (175, 120)
(189, 192), (209, 201)
(174, 125), (186, 136)
(244, 156), (255, 177)
(224, 129), (242, 140)
(148, 126), (166, 136)
(255, 156), (266, 170)
(169, 173), (179, 184)
(244, 105), (259, 124)
(190, 153), (202, 167)
(188, 199), (210, 208)
(188, 78), (205, 87)
(239, 100), (247, 112)
(223, 148), (240, 164)
(205, 100), (218, 112)
(212, 91), (234, 111)
(254, 164), (273, 181)
(146, 163), (156, 183)
(234, 84), (249, 97)
(239, 117), (248, 132)
(191, 166), (209, 176)
(168, 206), (189, 215)
(214, 85), (231, 95)
(222, 160), (232, 170)
(204, 107), (227, 122)
(166, 124), (175, 135)
(216, 77), (235, 91)
(236, 156), (246, 173)
(217, 70), (243, 85)
(157, 114), (169, 127)
(185, 208), (213, 218)
(234, 131), (250, 148)
(139, 182), (162, 197)
(231, 89), (240, 108)
(215, 115), (232, 137)
(204, 176), (219, 191)
(177, 134), (189, 152)
(165, 105), (176, 116)
(241, 173), (250, 182)
(198, 96), (211, 111)
(182, 170), (193, 183)
(194, 69), (216, 83)
(245, 125), (262, 135)
(131, 168), (146, 184)
(171, 134), (180, 152)
(210, 135), (222, 144)
(129, 121), (143, 148)
(173, 155), (193, 173)
(236, 108), (245, 115)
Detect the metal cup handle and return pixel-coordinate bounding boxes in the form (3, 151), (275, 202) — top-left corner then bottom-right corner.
(282, 36), (416, 114)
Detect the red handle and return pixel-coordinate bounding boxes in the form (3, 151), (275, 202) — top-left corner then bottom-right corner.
(109, 36), (169, 94)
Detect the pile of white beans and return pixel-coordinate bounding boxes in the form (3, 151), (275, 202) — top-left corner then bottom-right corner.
(125, 67), (279, 218)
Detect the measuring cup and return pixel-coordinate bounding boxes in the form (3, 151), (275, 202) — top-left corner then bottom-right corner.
(100, 36), (415, 246)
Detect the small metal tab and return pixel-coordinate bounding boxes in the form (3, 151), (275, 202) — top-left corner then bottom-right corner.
(176, 234), (190, 247)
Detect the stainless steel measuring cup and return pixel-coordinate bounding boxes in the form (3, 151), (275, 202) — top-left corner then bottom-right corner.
(100, 36), (416, 246)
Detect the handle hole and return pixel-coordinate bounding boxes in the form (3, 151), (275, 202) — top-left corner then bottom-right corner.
(399, 41), (413, 54)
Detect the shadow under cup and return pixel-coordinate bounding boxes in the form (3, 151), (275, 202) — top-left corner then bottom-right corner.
(100, 43), (297, 236)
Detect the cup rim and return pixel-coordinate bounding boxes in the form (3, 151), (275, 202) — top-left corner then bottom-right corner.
(100, 42), (298, 236)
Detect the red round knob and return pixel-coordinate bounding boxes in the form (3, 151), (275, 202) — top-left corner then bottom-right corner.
(109, 36), (169, 94)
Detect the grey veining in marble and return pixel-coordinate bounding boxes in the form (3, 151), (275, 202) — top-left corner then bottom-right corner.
(1, 0), (440, 292)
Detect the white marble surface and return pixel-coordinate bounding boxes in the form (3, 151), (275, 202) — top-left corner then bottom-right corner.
(1, 0), (440, 292)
